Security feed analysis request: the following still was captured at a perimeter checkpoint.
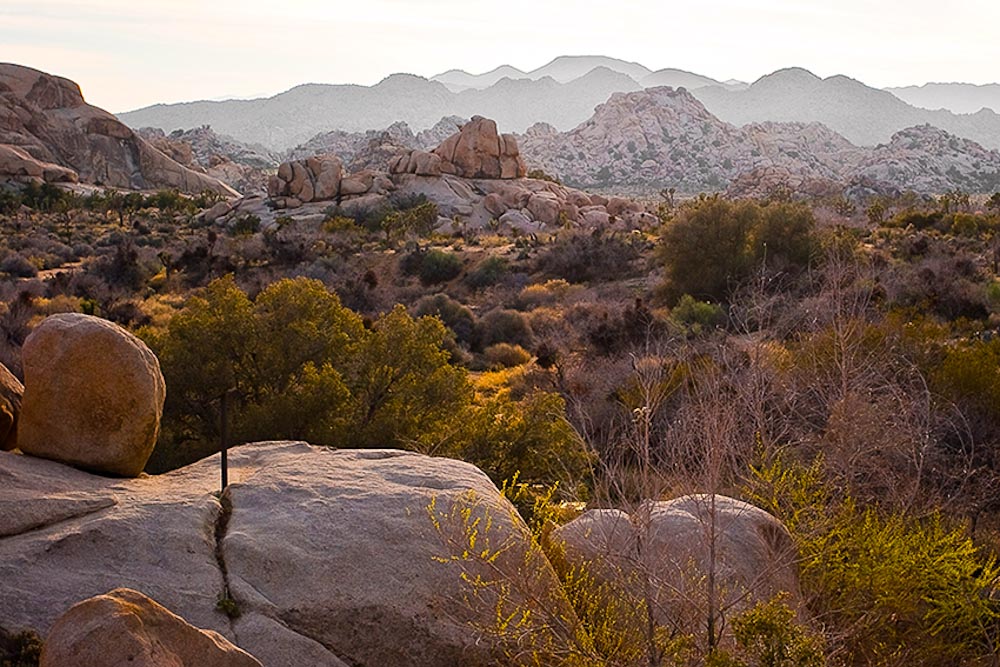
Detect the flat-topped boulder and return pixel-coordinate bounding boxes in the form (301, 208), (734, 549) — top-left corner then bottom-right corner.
(0, 442), (578, 667)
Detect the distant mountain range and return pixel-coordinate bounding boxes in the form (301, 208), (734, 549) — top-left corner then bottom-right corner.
(118, 56), (1000, 155)
(430, 56), (744, 92)
(887, 82), (1000, 115)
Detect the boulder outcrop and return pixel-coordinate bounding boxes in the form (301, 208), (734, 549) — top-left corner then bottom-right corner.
(0, 64), (236, 195)
(391, 116), (526, 179)
(0, 442), (576, 667)
(0, 362), (23, 451)
(40, 588), (261, 667)
(551, 495), (801, 643)
(17, 314), (166, 477)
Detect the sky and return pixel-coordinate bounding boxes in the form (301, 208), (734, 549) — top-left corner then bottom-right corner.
(2, 0), (998, 113)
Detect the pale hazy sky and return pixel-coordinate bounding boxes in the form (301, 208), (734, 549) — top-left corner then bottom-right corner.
(2, 0), (998, 113)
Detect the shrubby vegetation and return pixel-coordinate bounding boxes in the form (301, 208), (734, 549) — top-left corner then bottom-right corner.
(4, 183), (1000, 664)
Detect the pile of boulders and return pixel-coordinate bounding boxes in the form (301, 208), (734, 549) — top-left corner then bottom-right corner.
(389, 116), (527, 179)
(250, 115), (659, 233)
(266, 153), (393, 209)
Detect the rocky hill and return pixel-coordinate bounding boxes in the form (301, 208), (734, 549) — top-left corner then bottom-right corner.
(853, 124), (1000, 195)
(694, 68), (1000, 149)
(516, 87), (1000, 196)
(0, 64), (235, 194)
(517, 87), (863, 192)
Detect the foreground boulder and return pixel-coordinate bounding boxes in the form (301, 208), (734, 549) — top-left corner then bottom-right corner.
(0, 362), (22, 451)
(0, 442), (577, 667)
(551, 495), (801, 644)
(17, 314), (165, 477)
(40, 588), (261, 667)
(0, 64), (236, 194)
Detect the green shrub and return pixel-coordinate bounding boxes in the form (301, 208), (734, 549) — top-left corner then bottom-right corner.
(229, 214), (260, 236)
(465, 256), (509, 289)
(143, 277), (470, 470)
(413, 293), (478, 347)
(478, 309), (534, 349)
(670, 294), (726, 331)
(417, 249), (463, 285)
(482, 343), (532, 369)
(747, 456), (1000, 667)
(656, 197), (817, 304)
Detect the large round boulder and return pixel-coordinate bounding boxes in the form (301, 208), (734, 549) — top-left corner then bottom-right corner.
(0, 362), (23, 451)
(40, 588), (261, 667)
(17, 313), (166, 477)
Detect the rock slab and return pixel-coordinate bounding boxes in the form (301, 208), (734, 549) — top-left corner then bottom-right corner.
(0, 442), (577, 667)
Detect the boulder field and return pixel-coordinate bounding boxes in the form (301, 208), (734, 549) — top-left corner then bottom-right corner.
(224, 114), (658, 234)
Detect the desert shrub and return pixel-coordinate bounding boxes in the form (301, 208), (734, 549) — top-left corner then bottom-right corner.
(482, 343), (532, 369)
(517, 279), (580, 310)
(444, 387), (591, 488)
(413, 293), (478, 347)
(0, 253), (37, 278)
(888, 208), (945, 231)
(145, 189), (194, 214)
(718, 595), (824, 667)
(0, 628), (42, 667)
(535, 229), (642, 283)
(885, 254), (989, 321)
(144, 276), (470, 470)
(478, 309), (534, 349)
(465, 255), (509, 289)
(527, 168), (561, 184)
(748, 456), (1000, 667)
(417, 249), (463, 285)
(229, 214), (261, 237)
(18, 182), (69, 212)
(0, 189), (22, 215)
(670, 294), (726, 333)
(657, 197), (818, 304)
(588, 298), (667, 355)
(380, 197), (439, 242)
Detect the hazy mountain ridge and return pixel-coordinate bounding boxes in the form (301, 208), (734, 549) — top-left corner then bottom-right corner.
(887, 82), (1000, 115)
(693, 68), (1000, 149)
(119, 59), (1000, 156)
(118, 68), (641, 151)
